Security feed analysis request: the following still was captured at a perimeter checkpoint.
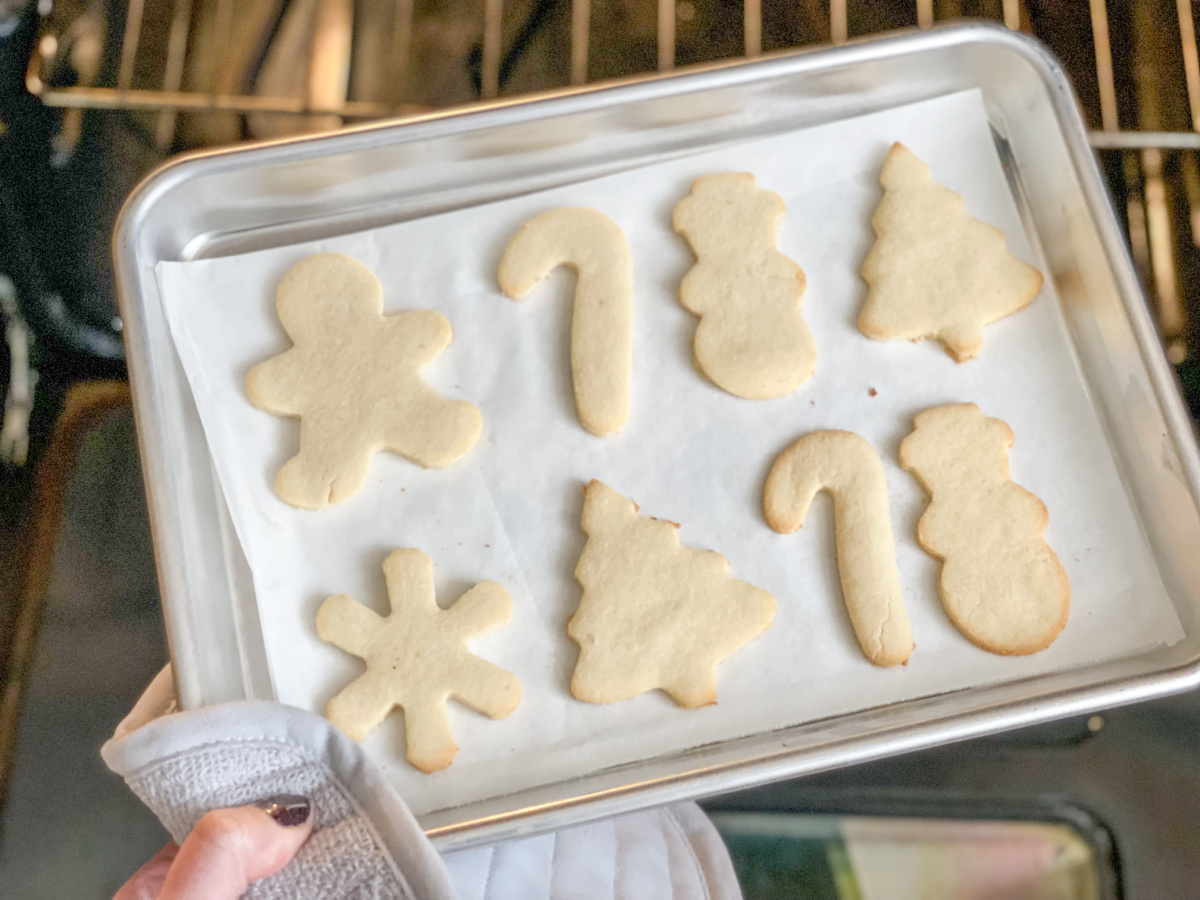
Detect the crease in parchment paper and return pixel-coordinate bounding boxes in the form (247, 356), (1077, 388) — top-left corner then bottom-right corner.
(156, 89), (1184, 816)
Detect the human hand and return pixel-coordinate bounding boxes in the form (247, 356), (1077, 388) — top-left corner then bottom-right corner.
(114, 795), (313, 900)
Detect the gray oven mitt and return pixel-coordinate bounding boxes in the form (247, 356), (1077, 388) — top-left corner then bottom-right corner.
(102, 666), (743, 900)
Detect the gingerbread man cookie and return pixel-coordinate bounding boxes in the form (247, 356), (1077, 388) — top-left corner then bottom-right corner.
(899, 403), (1069, 655)
(317, 548), (520, 773)
(673, 173), (816, 399)
(246, 253), (482, 509)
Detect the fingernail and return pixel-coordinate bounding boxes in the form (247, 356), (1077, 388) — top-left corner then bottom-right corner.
(254, 794), (311, 827)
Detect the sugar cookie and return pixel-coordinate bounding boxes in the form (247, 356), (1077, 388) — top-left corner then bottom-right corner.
(568, 480), (776, 708)
(899, 403), (1069, 655)
(673, 172), (816, 399)
(497, 208), (632, 436)
(316, 548), (520, 773)
(764, 430), (914, 667)
(859, 143), (1043, 362)
(246, 253), (482, 509)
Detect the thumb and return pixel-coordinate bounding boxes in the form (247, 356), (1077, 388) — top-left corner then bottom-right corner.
(158, 796), (314, 900)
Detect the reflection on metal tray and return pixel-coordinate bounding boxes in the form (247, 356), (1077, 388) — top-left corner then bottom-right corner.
(708, 795), (1119, 900)
(114, 24), (1200, 848)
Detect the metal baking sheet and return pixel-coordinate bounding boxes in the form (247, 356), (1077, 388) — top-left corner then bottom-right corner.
(154, 87), (1182, 819)
(114, 24), (1200, 849)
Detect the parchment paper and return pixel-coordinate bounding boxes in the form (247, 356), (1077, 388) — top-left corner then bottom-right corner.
(157, 90), (1184, 816)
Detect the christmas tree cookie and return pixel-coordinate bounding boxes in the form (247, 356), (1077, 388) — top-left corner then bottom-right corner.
(859, 143), (1043, 362)
(568, 480), (776, 708)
